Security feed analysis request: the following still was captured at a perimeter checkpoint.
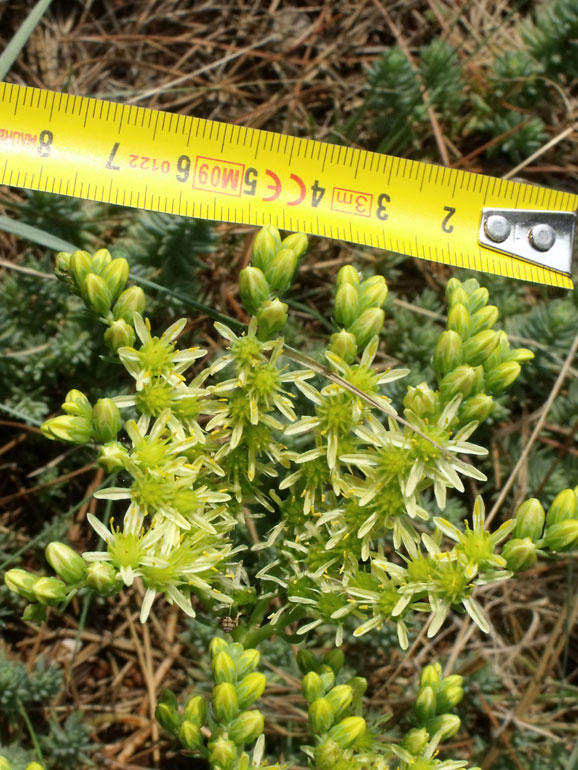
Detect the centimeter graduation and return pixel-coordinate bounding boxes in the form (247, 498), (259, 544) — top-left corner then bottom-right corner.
(0, 82), (576, 288)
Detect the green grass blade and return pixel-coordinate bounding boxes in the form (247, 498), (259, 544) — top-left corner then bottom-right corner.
(0, 0), (54, 81)
(0, 214), (77, 252)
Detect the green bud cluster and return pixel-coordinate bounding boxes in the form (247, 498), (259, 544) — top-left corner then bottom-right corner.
(406, 278), (532, 429)
(41, 389), (122, 445)
(329, 266), (388, 363)
(156, 638), (266, 770)
(409, 663), (463, 748)
(55, 247), (145, 351)
(238, 225), (308, 340)
(502, 497), (545, 570)
(502, 489), (578, 568)
(4, 540), (96, 622)
(297, 647), (369, 770)
(540, 488), (578, 552)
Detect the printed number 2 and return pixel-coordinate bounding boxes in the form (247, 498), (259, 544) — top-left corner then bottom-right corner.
(442, 206), (456, 233)
(37, 129), (53, 158)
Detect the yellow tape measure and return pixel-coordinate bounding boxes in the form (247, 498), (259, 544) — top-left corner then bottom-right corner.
(0, 82), (576, 288)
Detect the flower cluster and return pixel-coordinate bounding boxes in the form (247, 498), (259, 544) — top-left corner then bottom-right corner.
(6, 234), (549, 644)
(156, 637), (273, 770)
(5, 227), (574, 770)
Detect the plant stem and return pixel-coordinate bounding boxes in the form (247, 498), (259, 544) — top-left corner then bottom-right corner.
(17, 697), (45, 764)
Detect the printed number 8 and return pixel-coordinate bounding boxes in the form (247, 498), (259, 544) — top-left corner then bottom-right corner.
(37, 129), (53, 158)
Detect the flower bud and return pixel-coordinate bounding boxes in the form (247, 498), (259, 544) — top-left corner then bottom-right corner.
(101, 258), (130, 301)
(337, 265), (360, 288)
(309, 698), (335, 733)
(425, 714), (461, 739)
(420, 662), (442, 689)
(346, 676), (368, 703)
(313, 739), (341, 769)
(436, 675), (464, 712)
(543, 520), (578, 552)
(91, 248), (112, 274)
(69, 250), (93, 288)
(212, 650), (237, 684)
(546, 489), (577, 527)
(239, 266), (271, 315)
(264, 247), (299, 293)
(326, 685), (353, 718)
(213, 682), (239, 723)
(297, 649), (319, 674)
(501, 537), (537, 571)
(447, 285), (469, 308)
(434, 330), (462, 378)
(462, 329), (499, 367)
(485, 361), (521, 394)
(0, 759), (11, 770)
(256, 299), (288, 341)
(155, 692), (180, 734)
(98, 442), (128, 472)
(54, 251), (72, 282)
(447, 303), (470, 339)
(32, 576), (67, 607)
(329, 330), (357, 364)
(252, 224), (281, 272)
(25, 765), (45, 770)
(469, 305), (499, 336)
(402, 727), (429, 755)
(62, 389), (92, 419)
(318, 665), (335, 693)
(445, 277), (463, 298)
(514, 498), (545, 541)
(281, 232), (308, 258)
(404, 382), (438, 418)
(228, 710), (265, 744)
(359, 275), (388, 312)
(183, 695), (207, 726)
(45, 542), (87, 584)
(328, 716), (366, 749)
(467, 286), (489, 314)
(349, 307), (385, 350)
(91, 399), (122, 443)
(235, 649), (260, 679)
(210, 637), (229, 656)
(323, 648), (345, 673)
(439, 365), (476, 401)
(235, 672), (266, 709)
(178, 720), (203, 751)
(4, 569), (40, 601)
(113, 286), (146, 324)
(208, 737), (237, 769)
(459, 393), (494, 424)
(302, 671), (325, 703)
(85, 561), (118, 593)
(105, 319), (136, 352)
(81, 273), (113, 316)
(226, 643), (244, 660)
(42, 415), (92, 444)
(508, 347), (534, 363)
(22, 604), (46, 624)
(413, 685), (437, 723)
(334, 283), (359, 328)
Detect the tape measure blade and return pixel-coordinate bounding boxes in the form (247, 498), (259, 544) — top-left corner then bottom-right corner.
(0, 83), (574, 289)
